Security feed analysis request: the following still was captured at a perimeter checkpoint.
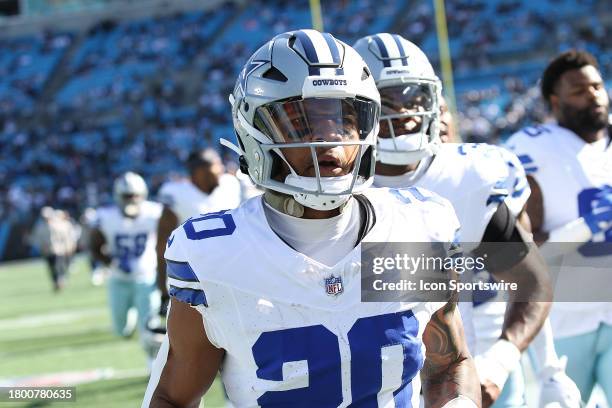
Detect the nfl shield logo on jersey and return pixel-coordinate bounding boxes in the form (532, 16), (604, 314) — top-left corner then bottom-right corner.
(325, 276), (343, 296)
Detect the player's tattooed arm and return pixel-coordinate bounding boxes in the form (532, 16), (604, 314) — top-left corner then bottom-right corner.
(492, 222), (552, 351)
(149, 299), (224, 408)
(89, 228), (112, 266)
(475, 201), (552, 351)
(421, 298), (481, 408)
(156, 207), (179, 298)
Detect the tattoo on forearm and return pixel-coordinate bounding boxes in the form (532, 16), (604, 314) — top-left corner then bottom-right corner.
(421, 300), (480, 408)
(421, 306), (462, 382)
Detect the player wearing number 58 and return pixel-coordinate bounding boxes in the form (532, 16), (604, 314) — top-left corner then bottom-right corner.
(89, 172), (163, 369)
(142, 30), (480, 408)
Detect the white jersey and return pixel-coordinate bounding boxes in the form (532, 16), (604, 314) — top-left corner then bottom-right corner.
(374, 143), (530, 353)
(94, 201), (162, 283)
(507, 123), (612, 337)
(157, 174), (242, 223)
(144, 188), (460, 408)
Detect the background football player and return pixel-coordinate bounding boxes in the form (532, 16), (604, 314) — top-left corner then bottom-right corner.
(89, 171), (163, 367)
(155, 148), (242, 312)
(79, 207), (106, 286)
(507, 50), (612, 406)
(354, 33), (559, 408)
(29, 206), (79, 292)
(143, 29), (481, 408)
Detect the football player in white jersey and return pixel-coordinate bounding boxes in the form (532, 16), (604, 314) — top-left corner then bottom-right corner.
(506, 50), (612, 406)
(143, 29), (481, 408)
(440, 83), (578, 408)
(90, 172), (163, 365)
(354, 34), (556, 408)
(156, 148), (242, 310)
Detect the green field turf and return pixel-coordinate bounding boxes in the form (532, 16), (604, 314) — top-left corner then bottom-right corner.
(0, 256), (225, 408)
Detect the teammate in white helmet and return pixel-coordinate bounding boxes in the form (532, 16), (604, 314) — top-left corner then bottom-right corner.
(143, 29), (480, 408)
(156, 148), (242, 312)
(507, 50), (612, 407)
(90, 172), (163, 367)
(354, 33), (556, 408)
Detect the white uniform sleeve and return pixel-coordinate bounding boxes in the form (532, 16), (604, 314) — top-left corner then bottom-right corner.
(90, 208), (102, 229)
(157, 182), (177, 211)
(145, 201), (164, 220)
(469, 145), (529, 238)
(505, 127), (549, 182)
(93, 208), (110, 239)
(164, 227), (208, 308)
(496, 147), (531, 216)
(406, 186), (461, 242)
(164, 224), (227, 349)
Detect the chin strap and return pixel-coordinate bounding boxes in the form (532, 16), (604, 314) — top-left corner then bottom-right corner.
(263, 190), (354, 218)
(263, 190), (305, 218)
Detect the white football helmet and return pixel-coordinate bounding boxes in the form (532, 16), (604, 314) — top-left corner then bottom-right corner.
(113, 172), (148, 217)
(354, 33), (442, 165)
(224, 29), (381, 211)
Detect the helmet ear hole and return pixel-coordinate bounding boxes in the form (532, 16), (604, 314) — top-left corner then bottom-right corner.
(239, 155), (249, 174)
(262, 66), (288, 82)
(270, 150), (284, 180)
(361, 67), (370, 80)
(288, 35), (297, 49)
(358, 146), (373, 178)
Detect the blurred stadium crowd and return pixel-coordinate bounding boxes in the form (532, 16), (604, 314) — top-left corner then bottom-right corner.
(0, 0), (610, 260)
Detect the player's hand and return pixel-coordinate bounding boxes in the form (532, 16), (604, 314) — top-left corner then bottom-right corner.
(480, 380), (501, 408)
(474, 340), (521, 407)
(583, 191), (612, 237)
(538, 357), (582, 408)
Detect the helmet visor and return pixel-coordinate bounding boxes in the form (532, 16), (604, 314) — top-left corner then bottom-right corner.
(379, 84), (436, 138)
(253, 97), (379, 144)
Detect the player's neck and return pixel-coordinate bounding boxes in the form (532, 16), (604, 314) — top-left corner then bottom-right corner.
(192, 177), (218, 195)
(375, 161), (419, 176)
(301, 207), (341, 219)
(578, 128), (607, 144)
(559, 122), (607, 144)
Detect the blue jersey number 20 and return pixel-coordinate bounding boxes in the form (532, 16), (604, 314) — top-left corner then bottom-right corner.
(252, 310), (423, 407)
